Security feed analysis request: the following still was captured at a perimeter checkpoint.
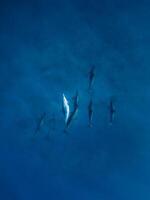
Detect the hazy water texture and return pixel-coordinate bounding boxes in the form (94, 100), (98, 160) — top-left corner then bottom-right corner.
(0, 0), (150, 199)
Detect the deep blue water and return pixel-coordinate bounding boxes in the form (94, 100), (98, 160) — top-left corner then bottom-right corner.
(0, 0), (150, 199)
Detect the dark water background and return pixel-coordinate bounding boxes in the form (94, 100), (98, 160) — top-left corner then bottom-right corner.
(0, 0), (150, 199)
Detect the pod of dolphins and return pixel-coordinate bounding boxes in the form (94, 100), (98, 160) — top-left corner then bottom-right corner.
(62, 66), (116, 132)
(35, 66), (116, 135)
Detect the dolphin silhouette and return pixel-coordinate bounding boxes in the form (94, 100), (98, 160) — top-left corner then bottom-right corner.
(88, 98), (93, 128)
(109, 99), (116, 125)
(35, 112), (46, 135)
(88, 66), (95, 91)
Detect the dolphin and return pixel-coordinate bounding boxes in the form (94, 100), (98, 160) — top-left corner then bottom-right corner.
(65, 91), (79, 130)
(72, 91), (79, 112)
(109, 99), (116, 125)
(35, 112), (46, 134)
(62, 94), (70, 124)
(88, 98), (93, 128)
(88, 65), (95, 91)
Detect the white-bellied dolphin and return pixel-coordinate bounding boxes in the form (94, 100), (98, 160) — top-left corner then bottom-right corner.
(62, 94), (70, 124)
(64, 91), (79, 130)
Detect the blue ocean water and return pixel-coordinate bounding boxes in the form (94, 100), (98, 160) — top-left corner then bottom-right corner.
(0, 0), (150, 199)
